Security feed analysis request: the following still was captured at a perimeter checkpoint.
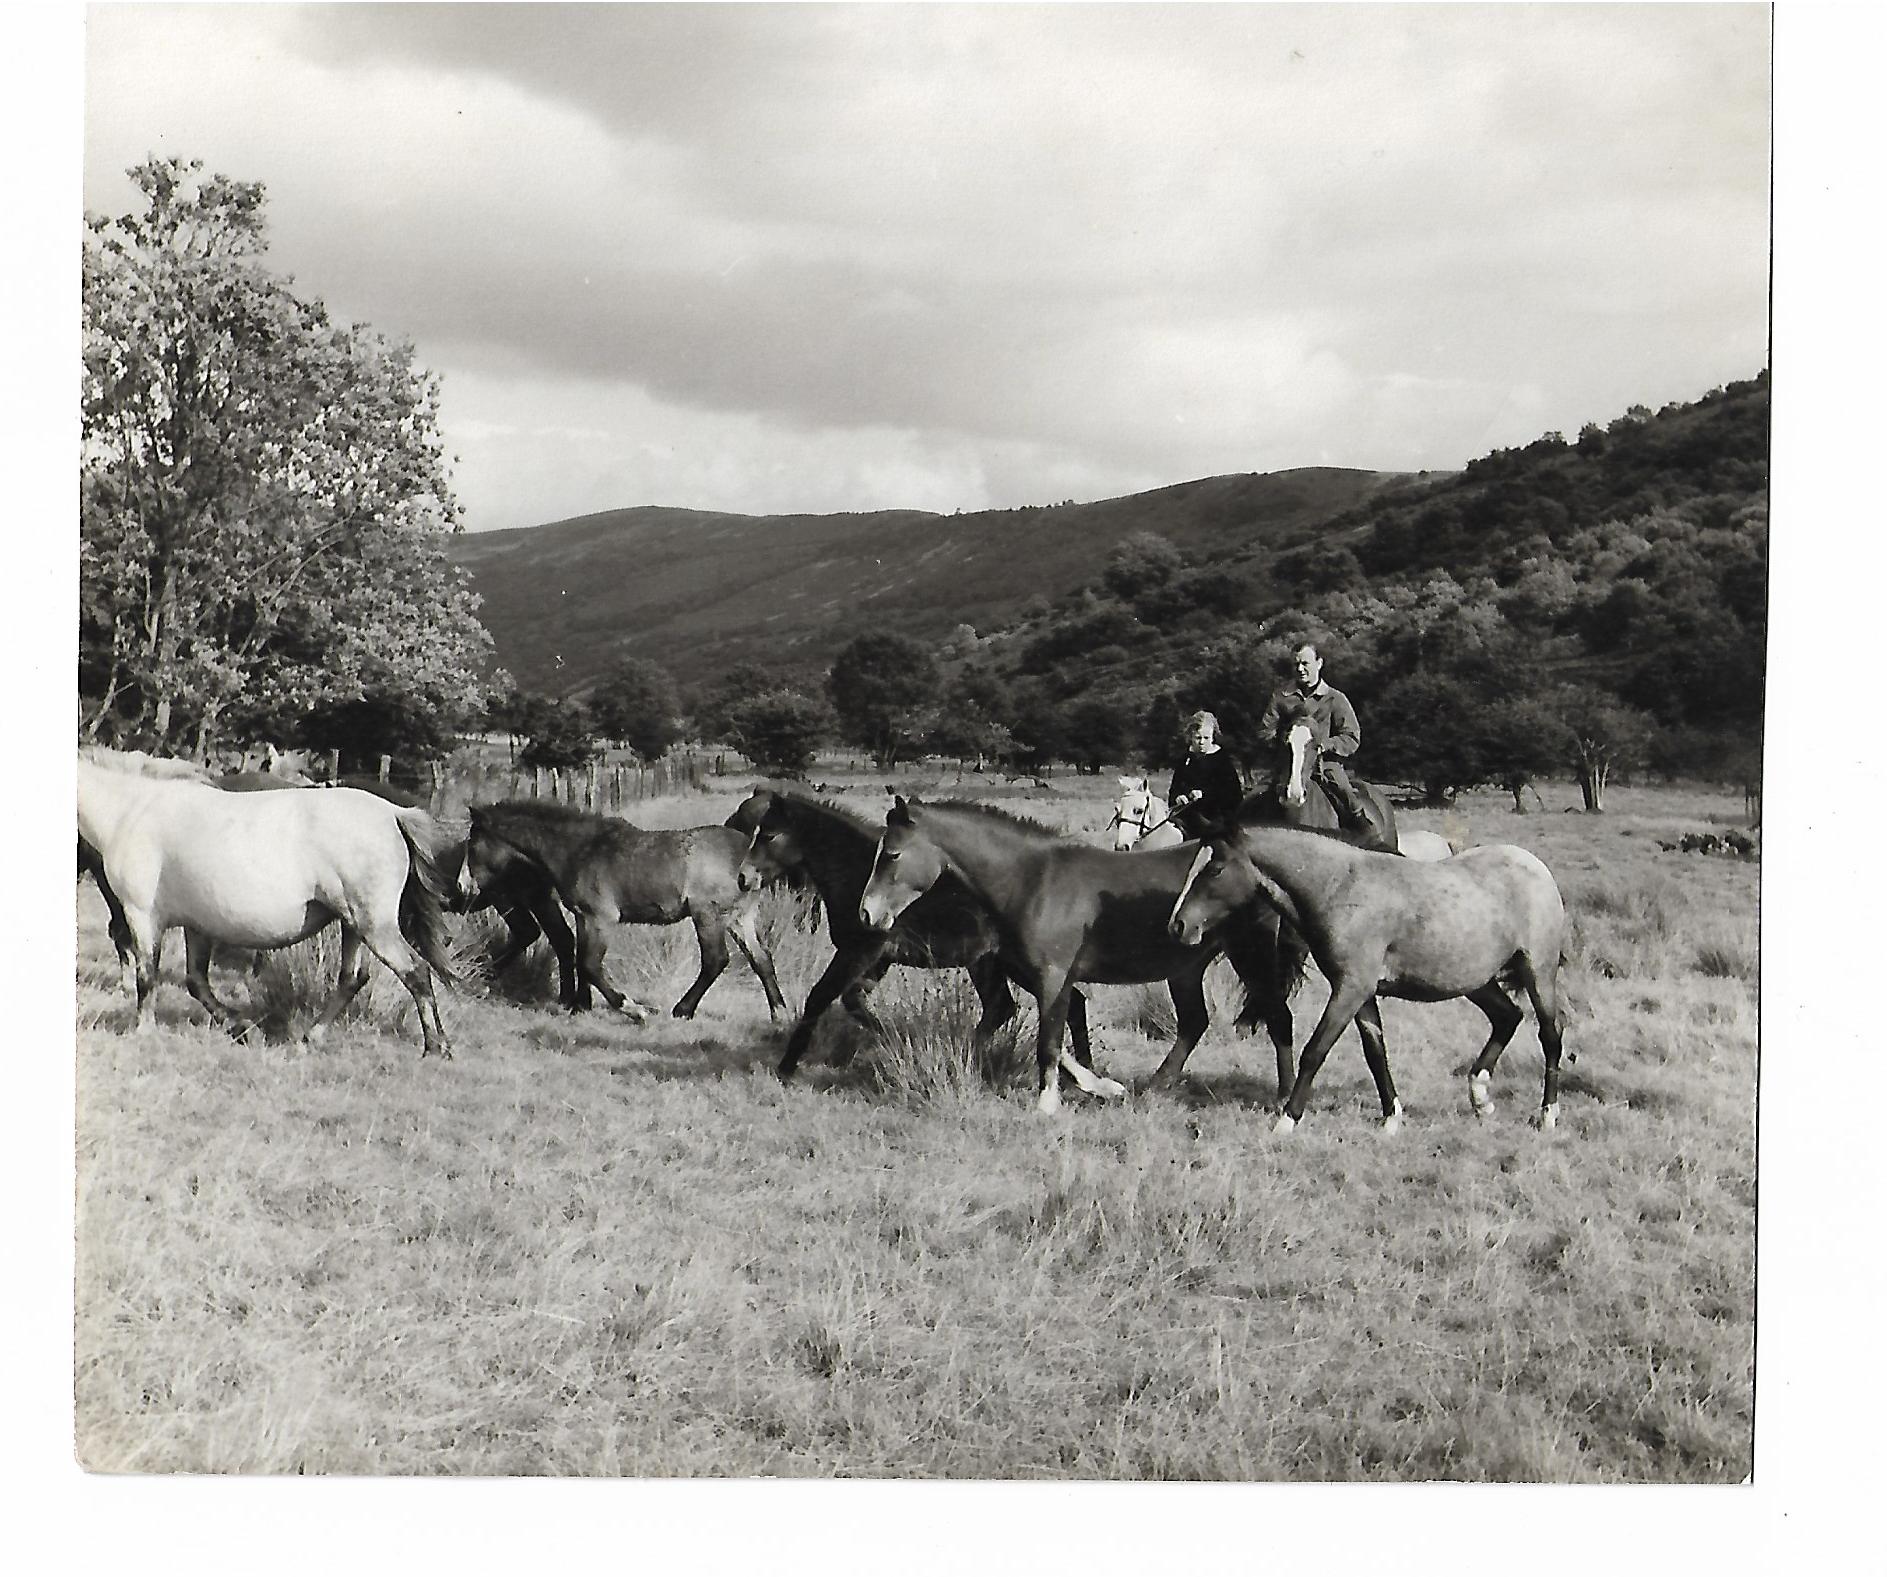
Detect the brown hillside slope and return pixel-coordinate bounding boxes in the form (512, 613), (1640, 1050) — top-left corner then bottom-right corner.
(452, 467), (1415, 695)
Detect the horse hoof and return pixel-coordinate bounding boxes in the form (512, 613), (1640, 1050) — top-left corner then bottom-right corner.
(1469, 1071), (1495, 1118)
(1273, 1113), (1298, 1136)
(1035, 1089), (1064, 1116)
(1380, 1104), (1403, 1137)
(670, 1002), (696, 1020)
(1534, 1104), (1559, 1131)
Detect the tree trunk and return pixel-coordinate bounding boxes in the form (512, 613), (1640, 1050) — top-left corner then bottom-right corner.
(1509, 777), (1528, 814)
(1579, 763), (1606, 812)
(191, 707), (220, 765)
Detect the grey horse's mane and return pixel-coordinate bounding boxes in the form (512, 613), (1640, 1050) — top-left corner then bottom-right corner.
(79, 746), (212, 782)
(909, 797), (1062, 838)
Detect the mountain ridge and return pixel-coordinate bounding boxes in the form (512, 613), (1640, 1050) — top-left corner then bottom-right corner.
(452, 466), (1416, 694)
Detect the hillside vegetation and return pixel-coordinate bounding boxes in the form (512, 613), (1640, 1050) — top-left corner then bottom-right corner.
(958, 372), (1767, 792)
(462, 374), (1766, 800)
(452, 469), (1407, 696)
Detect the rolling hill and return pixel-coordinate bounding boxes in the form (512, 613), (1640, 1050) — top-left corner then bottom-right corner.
(450, 467), (1414, 696)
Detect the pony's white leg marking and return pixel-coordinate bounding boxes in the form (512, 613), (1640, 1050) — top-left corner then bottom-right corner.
(1535, 1104), (1559, 1131)
(1168, 845), (1214, 932)
(1036, 1079), (1064, 1116)
(1058, 1048), (1128, 1101)
(1380, 1099), (1404, 1137)
(1273, 1112), (1298, 1135)
(1469, 1068), (1496, 1118)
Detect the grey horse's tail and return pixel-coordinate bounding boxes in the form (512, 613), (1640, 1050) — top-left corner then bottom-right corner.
(395, 811), (463, 988)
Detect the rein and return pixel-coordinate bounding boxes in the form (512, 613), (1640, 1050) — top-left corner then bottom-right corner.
(1108, 802), (1174, 842)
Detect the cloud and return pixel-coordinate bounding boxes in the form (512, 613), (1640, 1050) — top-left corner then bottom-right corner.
(83, 4), (1771, 525)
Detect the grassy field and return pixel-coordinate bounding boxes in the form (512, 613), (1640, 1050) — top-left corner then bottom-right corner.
(72, 773), (1757, 1480)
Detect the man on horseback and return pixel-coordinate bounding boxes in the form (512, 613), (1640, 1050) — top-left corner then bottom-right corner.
(1258, 642), (1395, 852)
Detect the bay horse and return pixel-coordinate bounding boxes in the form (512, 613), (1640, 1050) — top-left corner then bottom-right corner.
(1106, 777), (1184, 851)
(459, 801), (786, 1023)
(731, 787), (1099, 1083)
(77, 750), (459, 1056)
(858, 798), (1297, 1114)
(1167, 822), (1568, 1134)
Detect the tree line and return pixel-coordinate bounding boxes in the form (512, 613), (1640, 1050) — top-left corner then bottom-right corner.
(81, 154), (1764, 813)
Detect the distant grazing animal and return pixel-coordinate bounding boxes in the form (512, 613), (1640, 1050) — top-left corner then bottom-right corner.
(858, 798), (1299, 1114)
(1167, 822), (1568, 1135)
(732, 787), (1098, 1082)
(459, 801), (786, 1023)
(1107, 776), (1183, 851)
(77, 749), (459, 1056)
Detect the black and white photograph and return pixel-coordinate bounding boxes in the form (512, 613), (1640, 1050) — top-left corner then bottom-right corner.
(23, 0), (1880, 1558)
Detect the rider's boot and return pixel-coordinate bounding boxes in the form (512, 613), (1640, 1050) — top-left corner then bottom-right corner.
(1326, 776), (1400, 855)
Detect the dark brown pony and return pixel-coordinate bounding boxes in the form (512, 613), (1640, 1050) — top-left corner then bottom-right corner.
(1168, 822), (1569, 1133)
(858, 798), (1295, 1114)
(731, 787), (1098, 1082)
(461, 801), (786, 1022)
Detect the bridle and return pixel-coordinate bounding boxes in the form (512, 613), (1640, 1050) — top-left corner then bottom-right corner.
(1108, 795), (1175, 846)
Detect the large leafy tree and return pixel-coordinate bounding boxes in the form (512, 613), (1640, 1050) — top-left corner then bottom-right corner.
(81, 156), (491, 758)
(588, 656), (682, 761)
(826, 631), (939, 769)
(725, 689), (831, 775)
(1556, 687), (1653, 813)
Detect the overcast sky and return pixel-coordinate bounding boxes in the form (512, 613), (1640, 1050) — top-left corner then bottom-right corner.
(83, 3), (1771, 532)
